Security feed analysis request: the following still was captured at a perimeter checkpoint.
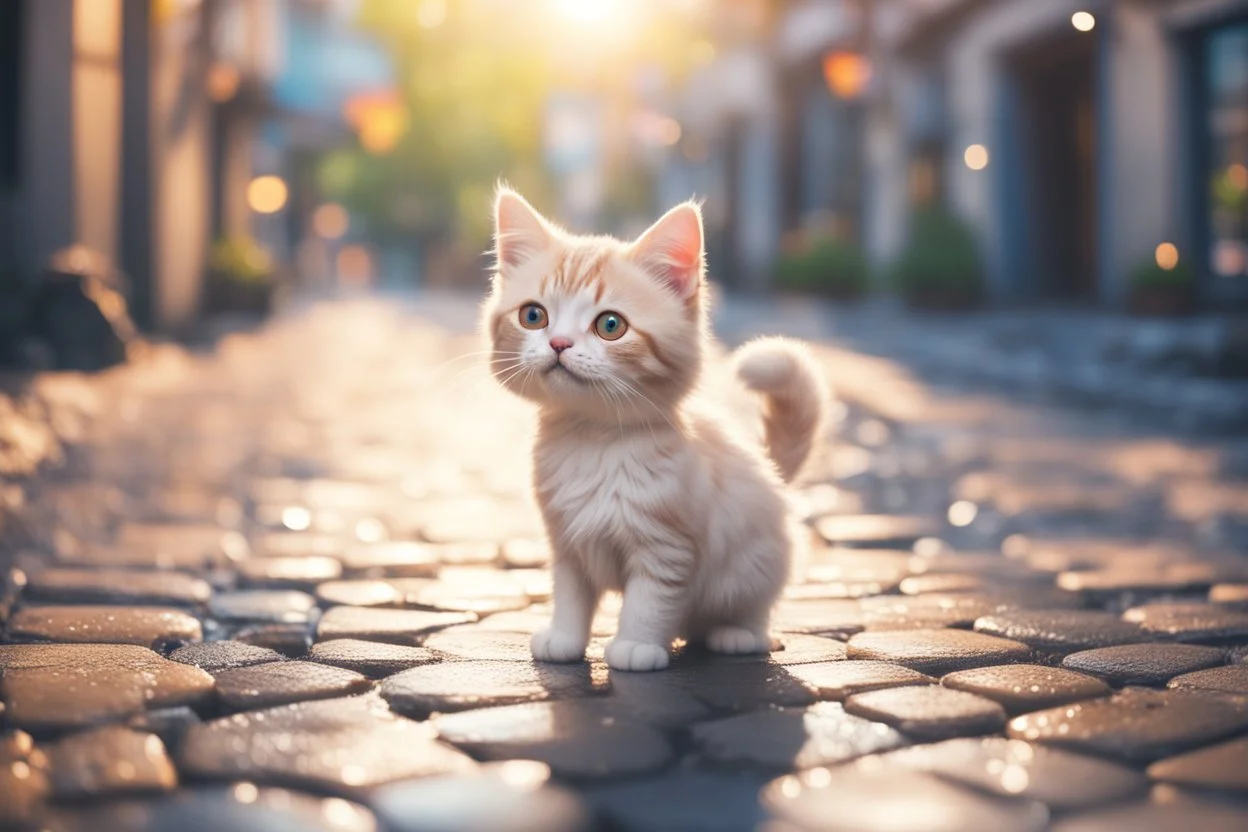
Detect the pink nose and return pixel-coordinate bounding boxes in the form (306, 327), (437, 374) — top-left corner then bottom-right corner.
(550, 337), (573, 354)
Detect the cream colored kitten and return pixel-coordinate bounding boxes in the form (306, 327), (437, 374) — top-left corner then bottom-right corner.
(483, 187), (827, 672)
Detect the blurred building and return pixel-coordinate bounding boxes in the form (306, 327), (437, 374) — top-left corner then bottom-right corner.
(881, 0), (1248, 308)
(0, 0), (387, 334)
(658, 0), (1248, 310)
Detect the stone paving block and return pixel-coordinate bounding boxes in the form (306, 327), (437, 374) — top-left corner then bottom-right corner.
(422, 627), (539, 662)
(666, 661), (819, 711)
(0, 644), (214, 731)
(1210, 583), (1248, 607)
(1147, 736), (1248, 793)
(23, 567), (212, 606)
(882, 737), (1147, 811)
(316, 606), (475, 645)
(847, 629), (1032, 675)
(99, 523), (248, 570)
(787, 660), (935, 701)
(691, 702), (907, 770)
(236, 556), (342, 588)
(814, 514), (939, 548)
(44, 785), (379, 832)
(1061, 643), (1226, 686)
(48, 726), (177, 799)
(500, 538), (551, 568)
(584, 769), (770, 832)
(941, 664), (1111, 715)
(1056, 562), (1231, 598)
(231, 622), (315, 657)
(307, 639), (439, 678)
(860, 594), (1010, 631)
(1166, 663), (1248, 695)
(973, 609), (1147, 653)
(212, 660), (373, 711)
(771, 599), (865, 637)
(6, 605), (202, 648)
(433, 700), (673, 780)
(1008, 687), (1248, 763)
(844, 686), (1007, 741)
(169, 640), (286, 673)
(208, 590), (317, 624)
(1050, 788), (1248, 832)
(373, 760), (589, 832)
(1123, 602), (1248, 643)
(179, 694), (476, 794)
(761, 760), (1050, 832)
(381, 659), (610, 716)
(0, 730), (51, 828)
(316, 579), (413, 608)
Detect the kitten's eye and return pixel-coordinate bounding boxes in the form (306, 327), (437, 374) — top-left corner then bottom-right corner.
(594, 311), (628, 341)
(518, 303), (548, 330)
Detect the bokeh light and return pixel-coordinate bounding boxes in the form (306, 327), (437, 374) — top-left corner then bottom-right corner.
(964, 144), (990, 171)
(247, 176), (288, 214)
(1071, 12), (1096, 32)
(312, 203), (350, 240)
(1155, 242), (1180, 271)
(207, 62), (240, 103)
(823, 51), (872, 100)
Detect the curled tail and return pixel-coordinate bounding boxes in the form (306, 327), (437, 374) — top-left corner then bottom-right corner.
(734, 337), (828, 483)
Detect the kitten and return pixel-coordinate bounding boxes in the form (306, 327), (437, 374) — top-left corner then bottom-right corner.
(483, 187), (827, 671)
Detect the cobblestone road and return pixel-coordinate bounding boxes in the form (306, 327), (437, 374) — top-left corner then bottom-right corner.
(2, 295), (1248, 831)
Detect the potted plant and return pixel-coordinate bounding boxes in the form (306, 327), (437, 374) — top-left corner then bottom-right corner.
(1128, 255), (1195, 317)
(204, 235), (277, 316)
(774, 236), (870, 301)
(893, 208), (984, 310)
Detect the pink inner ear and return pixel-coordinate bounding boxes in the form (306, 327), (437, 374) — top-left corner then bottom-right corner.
(634, 203), (704, 299)
(495, 190), (552, 268)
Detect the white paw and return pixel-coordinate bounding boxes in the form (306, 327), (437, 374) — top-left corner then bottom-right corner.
(530, 629), (587, 663)
(707, 626), (771, 655)
(604, 638), (670, 672)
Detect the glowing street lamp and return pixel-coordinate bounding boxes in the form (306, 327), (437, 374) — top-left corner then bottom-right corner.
(248, 176), (288, 214)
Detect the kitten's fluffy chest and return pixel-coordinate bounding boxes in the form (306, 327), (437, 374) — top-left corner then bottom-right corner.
(533, 422), (697, 584)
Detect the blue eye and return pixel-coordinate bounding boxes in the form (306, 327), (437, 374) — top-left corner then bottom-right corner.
(594, 311), (628, 341)
(519, 303), (548, 330)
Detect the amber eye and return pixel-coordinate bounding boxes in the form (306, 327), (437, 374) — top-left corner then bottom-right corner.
(593, 311), (628, 341)
(518, 303), (548, 330)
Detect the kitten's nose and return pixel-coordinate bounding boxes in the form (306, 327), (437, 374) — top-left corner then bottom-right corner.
(550, 337), (573, 354)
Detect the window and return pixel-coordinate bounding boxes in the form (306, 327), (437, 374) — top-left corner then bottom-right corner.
(1206, 22), (1248, 281)
(0, 0), (23, 190)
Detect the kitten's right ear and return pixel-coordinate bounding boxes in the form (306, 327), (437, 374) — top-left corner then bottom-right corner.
(494, 187), (553, 269)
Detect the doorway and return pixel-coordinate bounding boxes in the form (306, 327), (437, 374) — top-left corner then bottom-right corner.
(1010, 29), (1100, 300)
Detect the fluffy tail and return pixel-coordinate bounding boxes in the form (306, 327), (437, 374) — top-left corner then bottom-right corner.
(734, 337), (827, 483)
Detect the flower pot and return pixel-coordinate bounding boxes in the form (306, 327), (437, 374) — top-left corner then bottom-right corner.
(1128, 286), (1195, 317)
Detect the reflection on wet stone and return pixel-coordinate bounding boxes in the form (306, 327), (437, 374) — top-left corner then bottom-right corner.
(1148, 736), (1248, 793)
(883, 737), (1147, 811)
(180, 694), (476, 793)
(208, 590), (318, 624)
(433, 701), (673, 780)
(1008, 687), (1248, 762)
(691, 702), (907, 770)
(213, 661), (373, 711)
(845, 686), (1007, 741)
(941, 664), (1111, 714)
(236, 556), (343, 588)
(6, 605), (202, 648)
(316, 606), (476, 645)
(49, 726), (177, 799)
(381, 659), (608, 716)
(847, 629), (1032, 675)
(373, 760), (589, 832)
(1061, 644), (1227, 686)
(0, 730), (51, 827)
(585, 769), (770, 832)
(307, 639), (439, 678)
(762, 760), (1049, 832)
(0, 644), (214, 731)
(787, 660), (934, 701)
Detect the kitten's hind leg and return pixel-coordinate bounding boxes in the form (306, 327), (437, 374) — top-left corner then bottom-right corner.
(532, 557), (598, 663)
(706, 611), (774, 655)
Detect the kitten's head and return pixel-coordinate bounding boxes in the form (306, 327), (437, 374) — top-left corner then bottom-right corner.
(483, 187), (706, 421)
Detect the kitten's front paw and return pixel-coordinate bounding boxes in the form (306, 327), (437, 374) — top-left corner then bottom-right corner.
(605, 639), (670, 672)
(707, 626), (772, 655)
(531, 629), (587, 663)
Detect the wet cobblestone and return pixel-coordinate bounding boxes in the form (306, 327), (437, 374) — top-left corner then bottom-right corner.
(2, 297), (1248, 829)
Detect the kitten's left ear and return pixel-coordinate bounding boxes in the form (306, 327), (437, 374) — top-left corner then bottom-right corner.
(631, 201), (705, 299)
(494, 186), (554, 269)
